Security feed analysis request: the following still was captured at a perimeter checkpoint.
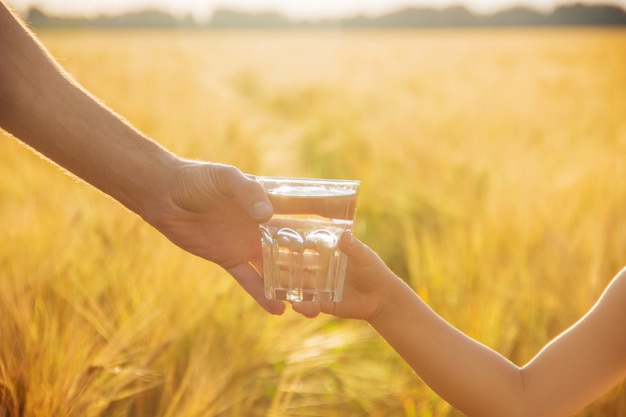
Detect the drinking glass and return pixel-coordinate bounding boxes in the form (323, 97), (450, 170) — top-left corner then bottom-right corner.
(256, 176), (360, 302)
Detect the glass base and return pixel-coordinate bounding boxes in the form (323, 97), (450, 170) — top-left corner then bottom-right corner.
(266, 288), (341, 302)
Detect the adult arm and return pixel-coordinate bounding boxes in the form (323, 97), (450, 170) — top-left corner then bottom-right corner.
(0, 2), (284, 314)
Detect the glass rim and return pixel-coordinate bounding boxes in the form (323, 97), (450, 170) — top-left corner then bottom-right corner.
(254, 175), (360, 186)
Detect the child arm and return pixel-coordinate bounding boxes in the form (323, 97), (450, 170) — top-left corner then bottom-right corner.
(293, 235), (626, 416)
(368, 261), (626, 417)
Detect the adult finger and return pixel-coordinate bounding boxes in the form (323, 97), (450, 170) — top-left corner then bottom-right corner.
(226, 263), (286, 315)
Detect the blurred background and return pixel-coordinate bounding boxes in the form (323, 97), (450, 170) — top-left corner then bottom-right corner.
(1, 1), (626, 416)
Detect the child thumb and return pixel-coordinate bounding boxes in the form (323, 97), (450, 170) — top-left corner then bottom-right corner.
(339, 231), (377, 266)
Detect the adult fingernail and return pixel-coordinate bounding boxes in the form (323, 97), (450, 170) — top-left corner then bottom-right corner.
(252, 201), (272, 219)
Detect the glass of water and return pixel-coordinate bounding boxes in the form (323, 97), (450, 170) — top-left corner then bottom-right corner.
(256, 176), (360, 302)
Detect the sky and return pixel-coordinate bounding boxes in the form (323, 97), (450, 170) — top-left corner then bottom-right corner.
(5, 0), (626, 21)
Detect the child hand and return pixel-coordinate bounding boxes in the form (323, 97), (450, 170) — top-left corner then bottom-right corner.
(292, 232), (396, 321)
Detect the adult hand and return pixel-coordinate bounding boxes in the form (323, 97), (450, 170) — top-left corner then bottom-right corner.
(147, 160), (285, 315)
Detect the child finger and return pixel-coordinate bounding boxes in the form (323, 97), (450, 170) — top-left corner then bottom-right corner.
(291, 301), (322, 318)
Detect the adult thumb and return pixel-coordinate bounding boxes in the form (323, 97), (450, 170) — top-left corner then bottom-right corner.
(224, 171), (273, 222)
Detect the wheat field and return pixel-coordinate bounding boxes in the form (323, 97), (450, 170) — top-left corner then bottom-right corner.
(1, 27), (626, 416)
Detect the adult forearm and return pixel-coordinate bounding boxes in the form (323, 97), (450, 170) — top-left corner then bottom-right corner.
(368, 278), (527, 417)
(0, 3), (178, 218)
